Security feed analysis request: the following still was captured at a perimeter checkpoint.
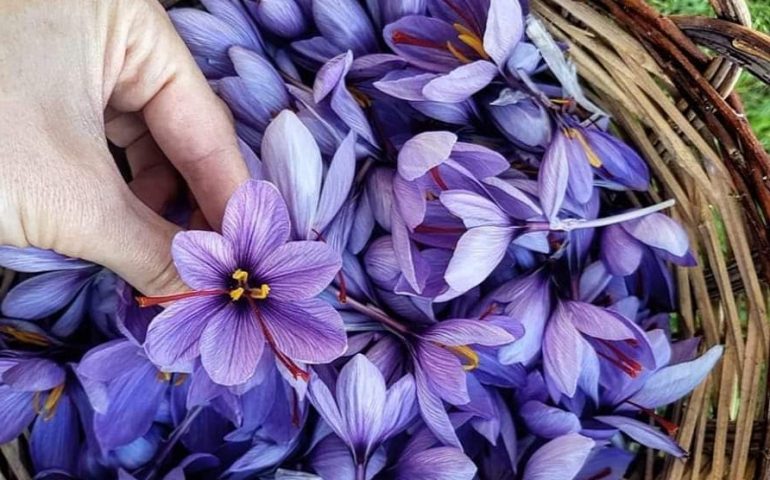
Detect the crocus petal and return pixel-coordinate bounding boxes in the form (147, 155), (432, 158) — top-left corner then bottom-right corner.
(314, 132), (357, 232)
(578, 260), (612, 303)
(398, 131), (458, 181)
(94, 362), (168, 448)
(564, 301), (636, 341)
(522, 433), (595, 480)
(628, 345), (723, 409)
(416, 341), (469, 405)
(384, 16), (464, 72)
(0, 246), (91, 272)
(200, 304), (265, 386)
(3, 359), (65, 392)
(145, 296), (226, 368)
(392, 174), (426, 229)
(262, 111), (323, 239)
(520, 400), (581, 439)
(495, 271), (551, 365)
(330, 80), (377, 145)
(170, 9), (254, 67)
(2, 269), (93, 319)
(0, 386), (35, 443)
(538, 131), (570, 221)
(336, 354), (387, 457)
(374, 71), (436, 101)
(414, 366), (460, 447)
(51, 288), (89, 338)
(257, 241), (341, 301)
(595, 415), (686, 457)
(77, 340), (147, 382)
(172, 231), (237, 290)
(259, 298), (346, 363)
(483, 0), (523, 65)
(308, 376), (348, 445)
(543, 304), (584, 397)
(314, 50), (352, 105)
(228, 46), (290, 127)
(313, 0), (377, 54)
(251, 0), (307, 38)
(380, 374), (418, 440)
(622, 213), (690, 257)
(394, 447), (476, 480)
(448, 142), (510, 179)
(444, 226), (514, 293)
(30, 393), (79, 474)
(421, 319), (514, 346)
(439, 190), (509, 228)
(422, 61), (498, 103)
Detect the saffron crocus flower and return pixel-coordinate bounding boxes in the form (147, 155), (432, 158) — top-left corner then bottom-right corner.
(142, 180), (346, 386)
(0, 246), (121, 337)
(308, 354), (418, 477)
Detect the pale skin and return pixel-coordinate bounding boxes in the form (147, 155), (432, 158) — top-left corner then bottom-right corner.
(0, 0), (250, 294)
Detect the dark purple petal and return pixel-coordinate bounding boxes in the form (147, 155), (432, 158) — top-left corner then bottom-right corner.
(223, 180), (292, 270)
(200, 303), (265, 386)
(313, 0), (377, 54)
(520, 400), (581, 439)
(145, 296), (226, 369)
(584, 129), (650, 190)
(0, 386), (35, 443)
(384, 16), (464, 72)
(77, 340), (147, 382)
(2, 269), (93, 319)
(172, 231), (237, 290)
(251, 0), (307, 38)
(522, 433), (595, 480)
(259, 298), (346, 363)
(423, 61), (498, 103)
(30, 393), (79, 474)
(257, 241), (341, 301)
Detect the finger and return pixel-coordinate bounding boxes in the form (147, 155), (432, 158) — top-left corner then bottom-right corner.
(106, 0), (249, 230)
(126, 131), (181, 213)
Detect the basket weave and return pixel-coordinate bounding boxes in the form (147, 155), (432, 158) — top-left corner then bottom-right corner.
(2, 1), (769, 479)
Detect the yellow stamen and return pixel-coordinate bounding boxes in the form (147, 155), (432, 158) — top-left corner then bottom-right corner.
(43, 385), (65, 420)
(453, 23), (489, 60)
(249, 284), (271, 300)
(0, 326), (49, 346)
(349, 86), (372, 108)
(446, 41), (472, 64)
(229, 287), (245, 301)
(448, 345), (480, 371)
(566, 128), (603, 167)
(157, 371), (173, 382)
(232, 269), (249, 284)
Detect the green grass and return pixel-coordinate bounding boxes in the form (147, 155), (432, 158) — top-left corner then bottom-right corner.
(651, 0), (770, 149)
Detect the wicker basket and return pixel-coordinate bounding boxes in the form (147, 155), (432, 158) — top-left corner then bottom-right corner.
(2, 1), (769, 479)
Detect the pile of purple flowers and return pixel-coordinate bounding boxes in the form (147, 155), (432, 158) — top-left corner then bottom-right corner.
(0, 1), (724, 479)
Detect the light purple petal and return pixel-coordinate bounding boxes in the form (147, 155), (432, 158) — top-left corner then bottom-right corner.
(314, 132), (357, 232)
(414, 366), (460, 447)
(422, 319), (514, 346)
(398, 131), (458, 181)
(595, 415), (686, 457)
(416, 342), (468, 405)
(172, 231), (236, 290)
(313, 0), (377, 54)
(628, 345), (723, 409)
(200, 303), (265, 386)
(336, 354), (386, 456)
(543, 303), (584, 397)
(440, 190), (509, 228)
(222, 180), (291, 270)
(257, 241), (341, 301)
(449, 142), (510, 179)
(538, 131), (570, 221)
(392, 174), (426, 229)
(314, 50), (352, 104)
(521, 400), (581, 439)
(0, 246), (91, 272)
(374, 71), (436, 101)
(144, 296), (226, 368)
(394, 447), (476, 480)
(0, 386), (35, 443)
(380, 374), (417, 440)
(251, 0), (307, 38)
(384, 16), (464, 72)
(522, 433), (595, 480)
(259, 298), (346, 363)
(564, 301), (636, 341)
(2, 359), (65, 392)
(600, 225), (643, 276)
(622, 213), (690, 257)
(77, 340), (147, 382)
(483, 0), (523, 65)
(423, 61), (498, 103)
(308, 376), (348, 444)
(330, 81), (377, 145)
(444, 226), (514, 293)
(262, 111), (323, 239)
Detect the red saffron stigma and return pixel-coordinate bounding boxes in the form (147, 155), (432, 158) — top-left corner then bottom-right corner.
(429, 167), (449, 190)
(479, 302), (498, 320)
(291, 389), (301, 428)
(585, 467), (612, 480)
(597, 340), (643, 377)
(253, 305), (310, 382)
(625, 400), (680, 435)
(391, 31), (446, 50)
(442, 0), (482, 33)
(414, 224), (466, 235)
(136, 289), (227, 307)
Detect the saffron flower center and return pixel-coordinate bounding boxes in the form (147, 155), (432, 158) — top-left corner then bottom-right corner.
(228, 269), (270, 302)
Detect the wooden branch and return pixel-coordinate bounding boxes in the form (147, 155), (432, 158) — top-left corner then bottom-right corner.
(672, 16), (770, 85)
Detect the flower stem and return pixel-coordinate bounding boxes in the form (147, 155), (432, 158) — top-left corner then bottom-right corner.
(144, 406), (203, 480)
(355, 462), (366, 480)
(552, 199), (676, 232)
(327, 286), (409, 334)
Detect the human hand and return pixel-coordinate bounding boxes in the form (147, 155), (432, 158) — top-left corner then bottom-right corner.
(0, 0), (249, 294)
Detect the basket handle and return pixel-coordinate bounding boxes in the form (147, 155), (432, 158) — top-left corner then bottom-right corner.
(672, 16), (770, 85)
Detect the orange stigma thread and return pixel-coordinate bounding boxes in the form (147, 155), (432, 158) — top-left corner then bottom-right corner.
(625, 400), (680, 435)
(446, 345), (480, 371)
(252, 302), (310, 382)
(564, 128), (603, 168)
(33, 384), (65, 421)
(0, 326), (49, 346)
(137, 289), (226, 307)
(597, 340), (642, 378)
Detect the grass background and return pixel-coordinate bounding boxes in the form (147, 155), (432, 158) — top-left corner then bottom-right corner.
(651, 0), (770, 149)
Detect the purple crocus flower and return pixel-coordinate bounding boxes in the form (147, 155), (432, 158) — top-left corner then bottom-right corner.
(308, 354), (417, 478)
(141, 180), (347, 386)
